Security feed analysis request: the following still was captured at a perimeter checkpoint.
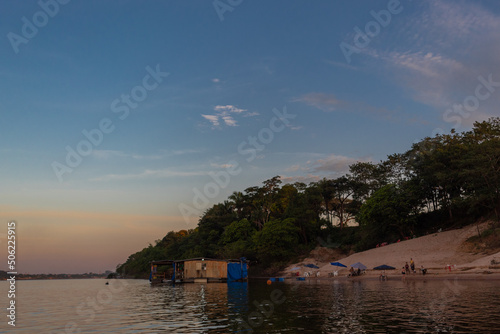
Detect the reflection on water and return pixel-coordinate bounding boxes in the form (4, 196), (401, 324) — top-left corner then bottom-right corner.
(0, 278), (499, 333)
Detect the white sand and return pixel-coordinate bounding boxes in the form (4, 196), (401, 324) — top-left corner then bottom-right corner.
(284, 222), (500, 276)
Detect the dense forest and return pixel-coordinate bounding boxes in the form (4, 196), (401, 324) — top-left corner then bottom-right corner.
(117, 118), (500, 278)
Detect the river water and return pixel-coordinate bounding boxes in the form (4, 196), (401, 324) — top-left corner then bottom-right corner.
(0, 278), (499, 333)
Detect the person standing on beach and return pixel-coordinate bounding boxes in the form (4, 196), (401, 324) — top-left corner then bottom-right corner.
(405, 262), (410, 274)
(410, 258), (415, 274)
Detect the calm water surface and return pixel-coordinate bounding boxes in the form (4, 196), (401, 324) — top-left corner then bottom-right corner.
(1, 278), (499, 333)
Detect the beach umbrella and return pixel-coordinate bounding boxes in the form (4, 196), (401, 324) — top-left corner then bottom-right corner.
(330, 262), (347, 268)
(290, 267), (301, 271)
(350, 262), (367, 270)
(304, 264), (319, 269)
(373, 264), (396, 270)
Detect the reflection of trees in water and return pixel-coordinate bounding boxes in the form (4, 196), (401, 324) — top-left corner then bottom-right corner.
(143, 280), (497, 333)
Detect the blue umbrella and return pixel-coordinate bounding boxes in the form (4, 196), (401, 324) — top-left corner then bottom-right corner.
(304, 264), (319, 269)
(289, 267), (301, 271)
(330, 262), (347, 268)
(373, 264), (395, 270)
(350, 262), (367, 270)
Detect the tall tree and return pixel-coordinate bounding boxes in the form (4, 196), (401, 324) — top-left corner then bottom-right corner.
(331, 176), (357, 229)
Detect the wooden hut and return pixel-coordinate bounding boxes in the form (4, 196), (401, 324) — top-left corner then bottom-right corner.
(150, 258), (247, 284)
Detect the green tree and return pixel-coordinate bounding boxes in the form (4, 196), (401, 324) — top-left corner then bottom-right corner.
(253, 218), (299, 262)
(461, 118), (500, 221)
(357, 184), (417, 249)
(219, 218), (257, 258)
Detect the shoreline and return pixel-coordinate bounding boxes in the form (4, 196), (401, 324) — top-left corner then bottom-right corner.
(259, 272), (500, 282)
(271, 266), (500, 282)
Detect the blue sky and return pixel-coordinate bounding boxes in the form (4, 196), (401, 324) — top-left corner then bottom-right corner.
(1, 0), (499, 273)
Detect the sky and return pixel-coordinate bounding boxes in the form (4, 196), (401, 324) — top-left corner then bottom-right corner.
(0, 0), (499, 274)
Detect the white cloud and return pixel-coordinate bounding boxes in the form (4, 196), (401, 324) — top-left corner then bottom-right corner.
(201, 105), (249, 128)
(214, 105), (246, 113)
(221, 115), (237, 126)
(212, 78), (220, 83)
(201, 114), (220, 127)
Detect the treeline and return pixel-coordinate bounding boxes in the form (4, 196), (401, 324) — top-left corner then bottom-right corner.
(117, 118), (500, 278)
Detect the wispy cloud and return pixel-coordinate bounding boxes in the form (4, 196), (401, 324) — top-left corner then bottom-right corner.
(294, 93), (344, 112)
(294, 92), (397, 122)
(285, 164), (308, 173)
(243, 111), (260, 117)
(365, 0), (500, 122)
(90, 169), (205, 182)
(92, 150), (163, 160)
(283, 154), (371, 182)
(280, 174), (322, 185)
(312, 154), (368, 174)
(92, 149), (201, 160)
(171, 149), (202, 155)
(210, 163), (236, 169)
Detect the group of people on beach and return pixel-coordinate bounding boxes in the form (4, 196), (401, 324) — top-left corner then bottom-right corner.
(402, 258), (427, 279)
(402, 258), (415, 278)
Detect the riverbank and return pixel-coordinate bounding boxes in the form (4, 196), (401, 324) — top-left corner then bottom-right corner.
(281, 222), (500, 279)
(271, 272), (500, 282)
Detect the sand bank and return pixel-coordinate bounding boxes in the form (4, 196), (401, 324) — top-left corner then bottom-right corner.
(282, 222), (500, 280)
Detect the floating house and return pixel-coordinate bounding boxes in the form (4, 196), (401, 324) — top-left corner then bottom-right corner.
(150, 258), (248, 284)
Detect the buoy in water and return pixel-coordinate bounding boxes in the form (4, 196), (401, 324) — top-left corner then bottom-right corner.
(267, 280), (272, 285)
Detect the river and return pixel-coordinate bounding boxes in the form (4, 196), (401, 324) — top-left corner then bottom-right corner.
(0, 278), (499, 333)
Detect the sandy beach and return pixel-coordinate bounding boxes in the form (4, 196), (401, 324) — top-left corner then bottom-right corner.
(282, 222), (500, 280)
